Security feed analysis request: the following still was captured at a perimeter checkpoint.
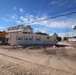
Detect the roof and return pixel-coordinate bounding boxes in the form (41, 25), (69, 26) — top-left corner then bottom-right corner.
(7, 25), (33, 30)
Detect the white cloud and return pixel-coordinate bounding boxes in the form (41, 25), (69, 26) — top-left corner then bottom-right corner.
(58, 33), (65, 37)
(20, 16), (29, 23)
(0, 26), (7, 31)
(4, 13), (76, 30)
(11, 14), (18, 19)
(16, 20), (23, 24)
(6, 14), (18, 20)
(2, 18), (12, 22)
(19, 8), (24, 13)
(34, 27), (48, 33)
(20, 14), (36, 24)
(59, 32), (75, 38)
(0, 26), (6, 29)
(5, 14), (18, 24)
(51, 0), (61, 5)
(2, 13), (76, 37)
(18, 14), (76, 29)
(49, 0), (67, 7)
(44, 19), (76, 28)
(31, 16), (76, 29)
(49, 32), (73, 38)
(2, 14), (18, 22)
(14, 6), (16, 10)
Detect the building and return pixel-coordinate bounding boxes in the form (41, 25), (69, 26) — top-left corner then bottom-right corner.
(0, 31), (6, 44)
(7, 25), (33, 34)
(6, 25), (57, 46)
(68, 25), (76, 42)
(7, 33), (57, 46)
(68, 37), (76, 42)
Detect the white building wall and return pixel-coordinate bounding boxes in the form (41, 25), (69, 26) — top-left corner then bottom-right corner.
(68, 38), (76, 42)
(7, 33), (57, 46)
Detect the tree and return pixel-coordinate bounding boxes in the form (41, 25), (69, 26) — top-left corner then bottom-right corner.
(57, 36), (62, 41)
(53, 33), (62, 41)
(63, 37), (68, 40)
(73, 36), (76, 38)
(53, 33), (58, 37)
(35, 31), (48, 35)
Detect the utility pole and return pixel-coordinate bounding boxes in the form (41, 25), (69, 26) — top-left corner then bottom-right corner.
(66, 27), (69, 38)
(72, 25), (76, 37)
(66, 27), (68, 38)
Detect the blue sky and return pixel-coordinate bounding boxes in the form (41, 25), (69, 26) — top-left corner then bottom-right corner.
(0, 0), (76, 37)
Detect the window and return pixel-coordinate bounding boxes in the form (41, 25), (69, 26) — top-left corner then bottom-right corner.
(24, 36), (28, 40)
(36, 36), (41, 41)
(28, 32), (30, 34)
(16, 35), (22, 41)
(36, 38), (40, 40)
(47, 37), (50, 39)
(25, 38), (28, 40)
(18, 38), (22, 40)
(23, 32), (27, 34)
(29, 38), (32, 40)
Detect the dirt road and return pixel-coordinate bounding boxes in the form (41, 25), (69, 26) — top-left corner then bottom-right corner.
(0, 42), (76, 75)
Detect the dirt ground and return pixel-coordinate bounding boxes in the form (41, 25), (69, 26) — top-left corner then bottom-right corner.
(0, 41), (76, 75)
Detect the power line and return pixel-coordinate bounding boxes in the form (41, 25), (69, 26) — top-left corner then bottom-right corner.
(27, 11), (76, 24)
(26, 6), (76, 25)
(46, 6), (76, 15)
(14, 6), (76, 25)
